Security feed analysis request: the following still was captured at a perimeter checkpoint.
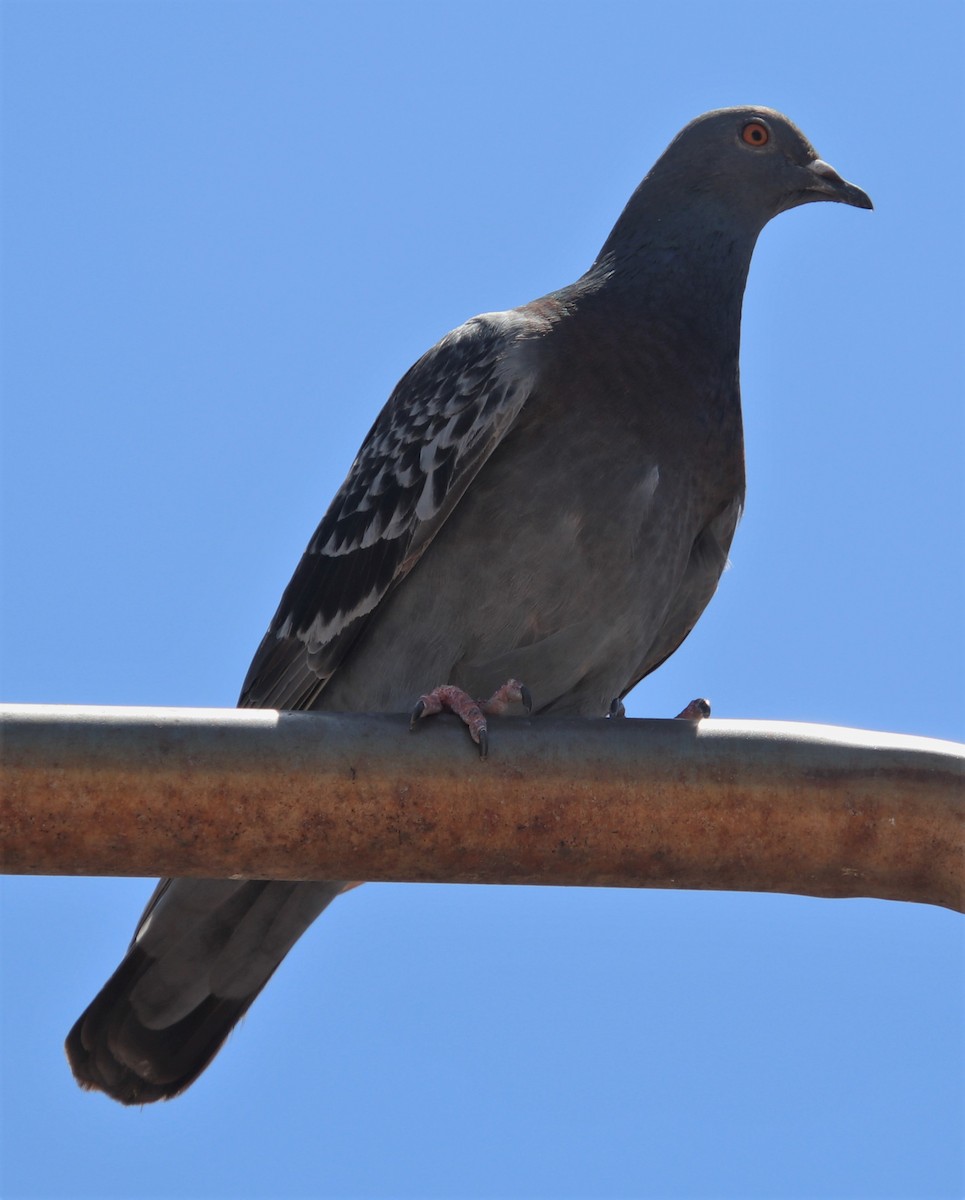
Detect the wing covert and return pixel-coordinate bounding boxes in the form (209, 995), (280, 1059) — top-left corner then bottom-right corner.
(239, 309), (546, 710)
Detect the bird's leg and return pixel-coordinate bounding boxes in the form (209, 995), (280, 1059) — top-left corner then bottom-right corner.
(410, 678), (532, 759)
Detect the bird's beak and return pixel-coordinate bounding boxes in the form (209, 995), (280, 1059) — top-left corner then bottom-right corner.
(803, 158), (873, 209)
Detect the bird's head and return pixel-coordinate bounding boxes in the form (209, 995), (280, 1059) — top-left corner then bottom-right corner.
(591, 106), (872, 288)
(654, 105), (873, 223)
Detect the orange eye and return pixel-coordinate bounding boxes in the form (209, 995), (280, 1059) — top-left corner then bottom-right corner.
(741, 121), (769, 146)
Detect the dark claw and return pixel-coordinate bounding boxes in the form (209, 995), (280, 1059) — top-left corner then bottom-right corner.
(409, 700), (426, 730)
(520, 684), (533, 714)
(477, 728), (488, 759)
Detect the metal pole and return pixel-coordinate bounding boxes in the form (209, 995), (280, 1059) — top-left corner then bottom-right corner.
(1, 704), (962, 910)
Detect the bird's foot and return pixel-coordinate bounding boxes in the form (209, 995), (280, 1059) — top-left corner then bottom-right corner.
(607, 697), (709, 720)
(410, 678), (532, 758)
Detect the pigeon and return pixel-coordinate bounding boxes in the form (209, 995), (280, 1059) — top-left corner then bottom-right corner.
(66, 106), (872, 1104)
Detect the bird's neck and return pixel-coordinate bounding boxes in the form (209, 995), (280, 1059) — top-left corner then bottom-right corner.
(585, 180), (764, 346)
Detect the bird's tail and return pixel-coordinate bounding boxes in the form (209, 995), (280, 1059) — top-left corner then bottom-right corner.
(65, 878), (345, 1104)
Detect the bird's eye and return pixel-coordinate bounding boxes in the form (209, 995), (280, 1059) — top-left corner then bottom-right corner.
(741, 121), (769, 147)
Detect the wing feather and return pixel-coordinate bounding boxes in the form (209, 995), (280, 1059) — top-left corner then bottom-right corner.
(238, 309), (546, 711)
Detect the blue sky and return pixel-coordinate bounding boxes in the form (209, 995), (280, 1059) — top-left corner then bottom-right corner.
(1, 2), (962, 1198)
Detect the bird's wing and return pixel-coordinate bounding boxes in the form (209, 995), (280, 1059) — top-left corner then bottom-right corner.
(238, 310), (545, 711)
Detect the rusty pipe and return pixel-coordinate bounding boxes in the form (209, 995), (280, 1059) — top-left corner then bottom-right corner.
(1, 704), (962, 910)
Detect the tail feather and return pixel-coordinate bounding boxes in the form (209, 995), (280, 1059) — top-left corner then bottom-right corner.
(66, 879), (345, 1104)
